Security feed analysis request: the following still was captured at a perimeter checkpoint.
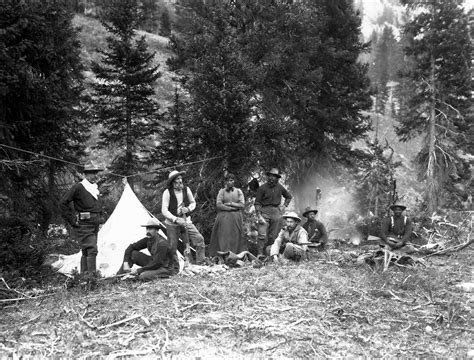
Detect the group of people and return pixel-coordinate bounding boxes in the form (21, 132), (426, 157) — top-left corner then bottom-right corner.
(61, 161), (414, 281)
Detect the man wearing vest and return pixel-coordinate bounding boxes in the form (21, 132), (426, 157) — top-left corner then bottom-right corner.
(60, 160), (104, 273)
(380, 203), (415, 251)
(161, 170), (206, 264)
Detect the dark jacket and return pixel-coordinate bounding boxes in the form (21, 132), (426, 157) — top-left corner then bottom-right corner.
(254, 183), (292, 211)
(60, 182), (102, 226)
(302, 219), (328, 246)
(124, 234), (173, 273)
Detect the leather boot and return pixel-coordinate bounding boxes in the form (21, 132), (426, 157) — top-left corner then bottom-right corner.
(195, 246), (205, 264)
(80, 256), (88, 274)
(86, 256), (97, 273)
(257, 239), (266, 256)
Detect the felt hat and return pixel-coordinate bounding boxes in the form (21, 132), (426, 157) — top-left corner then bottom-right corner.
(266, 168), (282, 178)
(390, 203), (406, 211)
(302, 206), (318, 217)
(141, 218), (162, 228)
(167, 170), (185, 186)
(282, 211), (301, 222)
(83, 160), (104, 173)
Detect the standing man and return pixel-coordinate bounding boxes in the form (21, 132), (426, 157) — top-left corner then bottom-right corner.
(380, 203), (415, 252)
(60, 160), (104, 273)
(161, 170), (206, 265)
(270, 211), (308, 263)
(118, 218), (175, 280)
(302, 206), (328, 250)
(254, 168), (292, 256)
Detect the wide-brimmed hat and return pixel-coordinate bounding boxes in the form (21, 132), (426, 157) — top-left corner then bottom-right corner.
(266, 168), (281, 178)
(83, 160), (104, 173)
(141, 218), (161, 228)
(282, 211), (301, 222)
(302, 206), (318, 217)
(224, 173), (235, 180)
(390, 203), (406, 211)
(167, 170), (185, 186)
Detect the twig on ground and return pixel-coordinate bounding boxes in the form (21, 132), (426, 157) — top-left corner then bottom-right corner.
(0, 293), (54, 303)
(105, 349), (151, 359)
(179, 301), (218, 312)
(78, 311), (96, 329)
(1, 277), (12, 290)
(160, 325), (169, 359)
(424, 236), (473, 257)
(98, 314), (142, 330)
(309, 338), (318, 357)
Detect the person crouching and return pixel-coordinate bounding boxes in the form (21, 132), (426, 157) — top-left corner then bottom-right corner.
(270, 211), (308, 263)
(118, 219), (175, 280)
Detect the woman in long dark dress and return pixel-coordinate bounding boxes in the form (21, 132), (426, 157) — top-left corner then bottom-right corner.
(209, 173), (247, 256)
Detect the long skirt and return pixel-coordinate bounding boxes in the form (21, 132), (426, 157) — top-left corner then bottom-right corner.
(209, 211), (247, 256)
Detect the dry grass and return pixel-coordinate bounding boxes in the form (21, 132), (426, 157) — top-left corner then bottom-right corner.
(1, 246), (472, 358)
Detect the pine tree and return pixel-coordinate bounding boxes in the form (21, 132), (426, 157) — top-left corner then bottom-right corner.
(166, 1), (261, 177)
(159, 8), (172, 37)
(90, 0), (162, 185)
(0, 0), (88, 229)
(251, 0), (372, 188)
(397, 0), (472, 212)
(167, 0), (372, 191)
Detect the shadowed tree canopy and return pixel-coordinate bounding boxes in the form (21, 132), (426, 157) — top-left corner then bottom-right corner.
(0, 0), (88, 229)
(162, 0), (371, 189)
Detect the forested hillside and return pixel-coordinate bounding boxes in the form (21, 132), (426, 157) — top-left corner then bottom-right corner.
(0, 2), (473, 358)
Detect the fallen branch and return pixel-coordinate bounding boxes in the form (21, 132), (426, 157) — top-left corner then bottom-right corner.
(424, 238), (473, 257)
(160, 325), (169, 359)
(0, 293), (54, 303)
(105, 349), (151, 359)
(98, 314), (142, 330)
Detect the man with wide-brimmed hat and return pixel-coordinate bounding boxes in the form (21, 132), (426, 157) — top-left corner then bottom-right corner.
(270, 211), (308, 263)
(60, 160), (105, 273)
(118, 218), (174, 280)
(254, 168), (293, 256)
(161, 170), (205, 264)
(302, 206), (328, 251)
(380, 203), (414, 251)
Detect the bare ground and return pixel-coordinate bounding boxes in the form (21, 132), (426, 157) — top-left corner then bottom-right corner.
(1, 247), (473, 359)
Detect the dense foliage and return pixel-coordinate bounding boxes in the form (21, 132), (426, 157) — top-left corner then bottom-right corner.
(159, 0), (372, 214)
(0, 0), (88, 230)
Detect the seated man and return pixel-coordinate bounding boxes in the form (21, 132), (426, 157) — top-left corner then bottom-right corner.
(118, 218), (175, 280)
(270, 211), (308, 263)
(302, 206), (328, 251)
(380, 203), (416, 252)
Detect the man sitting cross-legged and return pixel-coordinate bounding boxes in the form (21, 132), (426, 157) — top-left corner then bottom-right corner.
(118, 219), (176, 280)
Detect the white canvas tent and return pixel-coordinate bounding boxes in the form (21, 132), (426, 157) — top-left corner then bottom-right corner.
(51, 181), (184, 277)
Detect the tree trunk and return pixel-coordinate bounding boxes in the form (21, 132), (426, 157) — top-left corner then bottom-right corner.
(426, 53), (437, 214)
(374, 183), (379, 217)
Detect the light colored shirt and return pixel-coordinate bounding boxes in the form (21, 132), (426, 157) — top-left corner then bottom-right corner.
(161, 187), (196, 225)
(216, 188), (245, 212)
(270, 225), (308, 256)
